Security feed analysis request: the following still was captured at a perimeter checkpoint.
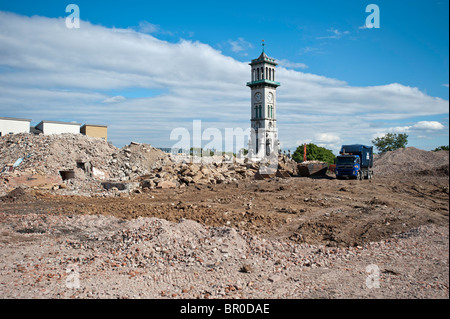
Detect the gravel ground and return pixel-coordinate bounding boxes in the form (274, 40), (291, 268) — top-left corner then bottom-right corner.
(0, 212), (448, 299)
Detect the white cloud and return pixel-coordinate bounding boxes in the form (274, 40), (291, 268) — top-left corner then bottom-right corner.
(227, 37), (253, 55)
(386, 121), (445, 133)
(277, 59), (308, 70)
(138, 21), (159, 34)
(299, 46), (322, 55)
(443, 84), (449, 88)
(314, 133), (341, 143)
(0, 11), (447, 150)
(316, 28), (350, 39)
(314, 133), (341, 153)
(369, 121), (446, 148)
(411, 121), (445, 131)
(102, 96), (126, 104)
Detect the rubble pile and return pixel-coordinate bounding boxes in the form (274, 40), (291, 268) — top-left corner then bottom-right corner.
(277, 156), (299, 176)
(0, 133), (118, 176)
(1, 211), (448, 298)
(106, 142), (170, 180)
(138, 161), (258, 190)
(0, 133), (261, 194)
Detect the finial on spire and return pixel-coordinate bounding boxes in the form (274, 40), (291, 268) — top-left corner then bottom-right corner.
(262, 39), (265, 52)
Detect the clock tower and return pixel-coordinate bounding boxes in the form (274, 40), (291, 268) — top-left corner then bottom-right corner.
(246, 45), (280, 161)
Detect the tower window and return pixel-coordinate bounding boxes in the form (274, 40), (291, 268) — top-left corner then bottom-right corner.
(254, 105), (262, 118)
(255, 105), (262, 118)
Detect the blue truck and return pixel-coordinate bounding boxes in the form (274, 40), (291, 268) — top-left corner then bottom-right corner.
(335, 144), (374, 180)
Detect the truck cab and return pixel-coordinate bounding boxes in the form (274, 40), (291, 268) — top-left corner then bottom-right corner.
(336, 155), (361, 179)
(335, 144), (373, 180)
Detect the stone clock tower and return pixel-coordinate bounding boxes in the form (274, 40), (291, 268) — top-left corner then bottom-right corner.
(247, 47), (280, 161)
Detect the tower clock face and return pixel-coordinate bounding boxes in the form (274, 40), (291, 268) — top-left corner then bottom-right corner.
(267, 92), (274, 102)
(254, 92), (262, 102)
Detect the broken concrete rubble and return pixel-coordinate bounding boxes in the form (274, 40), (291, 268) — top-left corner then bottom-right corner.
(101, 181), (140, 192)
(0, 133), (264, 195)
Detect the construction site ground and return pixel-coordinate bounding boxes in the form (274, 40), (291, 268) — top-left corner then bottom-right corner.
(0, 173), (448, 299)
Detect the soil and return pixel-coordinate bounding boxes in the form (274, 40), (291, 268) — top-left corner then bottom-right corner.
(373, 147), (449, 177)
(0, 173), (448, 299)
(1, 137), (448, 299)
(3, 175), (447, 246)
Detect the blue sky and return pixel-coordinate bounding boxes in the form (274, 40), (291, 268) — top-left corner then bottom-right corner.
(0, 0), (448, 152)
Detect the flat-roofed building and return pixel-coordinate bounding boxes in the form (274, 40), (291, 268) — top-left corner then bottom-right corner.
(80, 124), (108, 141)
(0, 117), (31, 137)
(36, 120), (81, 135)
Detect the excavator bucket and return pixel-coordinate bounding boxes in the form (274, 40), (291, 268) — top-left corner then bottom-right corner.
(276, 170), (291, 179)
(255, 169), (291, 180)
(254, 171), (276, 180)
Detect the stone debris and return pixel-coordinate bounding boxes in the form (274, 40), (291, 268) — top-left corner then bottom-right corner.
(0, 212), (447, 299)
(0, 133), (262, 195)
(138, 161), (258, 192)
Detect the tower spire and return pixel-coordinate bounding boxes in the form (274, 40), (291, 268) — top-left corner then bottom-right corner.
(261, 39), (265, 53)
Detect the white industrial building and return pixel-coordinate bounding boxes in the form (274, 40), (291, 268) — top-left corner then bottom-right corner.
(0, 117), (31, 137)
(35, 120), (81, 135)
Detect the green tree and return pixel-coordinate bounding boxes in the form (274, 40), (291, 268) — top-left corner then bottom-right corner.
(292, 143), (336, 164)
(372, 133), (408, 154)
(433, 145), (449, 151)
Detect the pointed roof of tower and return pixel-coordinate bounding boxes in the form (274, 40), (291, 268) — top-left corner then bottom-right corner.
(258, 51), (269, 60)
(249, 50), (277, 66)
(249, 40), (277, 65)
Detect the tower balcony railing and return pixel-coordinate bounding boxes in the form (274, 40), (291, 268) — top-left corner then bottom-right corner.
(246, 79), (280, 87)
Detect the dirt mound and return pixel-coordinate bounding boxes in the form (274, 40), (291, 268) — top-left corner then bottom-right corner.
(289, 205), (441, 247)
(374, 147), (449, 177)
(0, 187), (35, 203)
(415, 164), (449, 177)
